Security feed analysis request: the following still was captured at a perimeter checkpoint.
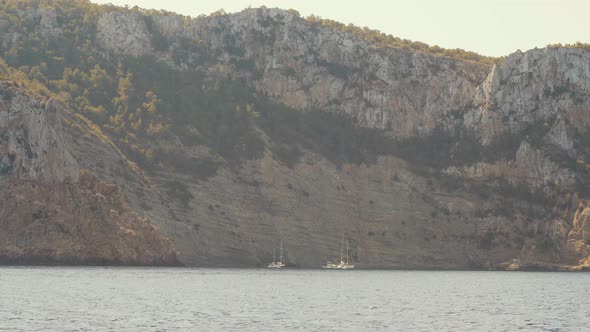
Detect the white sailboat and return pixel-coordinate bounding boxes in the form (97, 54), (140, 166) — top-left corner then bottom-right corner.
(323, 233), (355, 269)
(268, 240), (286, 269)
(338, 238), (355, 269)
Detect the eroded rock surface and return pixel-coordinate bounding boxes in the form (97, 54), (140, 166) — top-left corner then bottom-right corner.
(1, 6), (589, 269)
(0, 83), (179, 265)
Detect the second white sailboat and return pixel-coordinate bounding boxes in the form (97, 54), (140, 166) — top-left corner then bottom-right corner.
(323, 233), (355, 269)
(268, 240), (286, 269)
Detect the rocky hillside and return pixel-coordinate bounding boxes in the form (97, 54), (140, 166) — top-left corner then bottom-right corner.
(0, 81), (179, 265)
(0, 0), (589, 269)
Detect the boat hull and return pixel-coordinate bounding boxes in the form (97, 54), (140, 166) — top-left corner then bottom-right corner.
(267, 262), (286, 269)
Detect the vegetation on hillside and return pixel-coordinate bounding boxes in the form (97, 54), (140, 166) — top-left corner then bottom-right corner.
(547, 42), (590, 50)
(0, 0), (407, 175)
(304, 14), (502, 66)
(0, 1), (588, 267)
(0, 0), (586, 204)
(0, 0), (239, 177)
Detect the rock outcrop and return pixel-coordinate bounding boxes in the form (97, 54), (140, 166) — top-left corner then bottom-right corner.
(0, 82), (179, 265)
(568, 201), (590, 262)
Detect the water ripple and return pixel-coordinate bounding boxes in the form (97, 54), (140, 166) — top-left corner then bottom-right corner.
(0, 268), (588, 331)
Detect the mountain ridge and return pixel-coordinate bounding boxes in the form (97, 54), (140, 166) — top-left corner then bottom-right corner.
(0, 1), (589, 270)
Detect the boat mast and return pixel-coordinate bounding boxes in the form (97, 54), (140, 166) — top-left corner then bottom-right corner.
(340, 233), (344, 263)
(280, 240), (284, 264)
(272, 248), (276, 263)
(346, 239), (349, 264)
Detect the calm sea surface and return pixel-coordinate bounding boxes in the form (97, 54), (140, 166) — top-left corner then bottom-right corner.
(0, 267), (588, 331)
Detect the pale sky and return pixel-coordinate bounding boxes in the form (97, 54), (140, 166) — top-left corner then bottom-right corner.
(91, 0), (589, 57)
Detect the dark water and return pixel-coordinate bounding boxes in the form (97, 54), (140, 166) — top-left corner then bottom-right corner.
(0, 267), (588, 331)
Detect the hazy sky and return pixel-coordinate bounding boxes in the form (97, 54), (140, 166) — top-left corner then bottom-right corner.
(91, 0), (589, 57)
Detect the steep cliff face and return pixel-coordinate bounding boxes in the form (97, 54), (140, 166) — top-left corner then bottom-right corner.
(98, 8), (490, 136)
(0, 82), (179, 265)
(0, 3), (589, 269)
(457, 48), (590, 188)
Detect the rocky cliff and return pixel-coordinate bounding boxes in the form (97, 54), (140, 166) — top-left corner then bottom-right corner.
(0, 81), (179, 265)
(0, 2), (588, 269)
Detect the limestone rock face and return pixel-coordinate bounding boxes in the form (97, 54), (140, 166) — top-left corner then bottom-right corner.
(467, 48), (590, 145)
(0, 83), (179, 265)
(38, 8), (62, 38)
(0, 90), (78, 182)
(88, 8), (590, 269)
(2, 6), (590, 269)
(97, 8), (490, 137)
(97, 12), (153, 57)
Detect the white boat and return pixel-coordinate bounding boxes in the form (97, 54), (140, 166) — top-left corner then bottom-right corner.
(323, 233), (355, 269)
(338, 239), (355, 269)
(322, 261), (339, 269)
(268, 240), (286, 269)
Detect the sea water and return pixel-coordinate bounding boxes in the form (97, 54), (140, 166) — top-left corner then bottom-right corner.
(0, 267), (588, 331)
